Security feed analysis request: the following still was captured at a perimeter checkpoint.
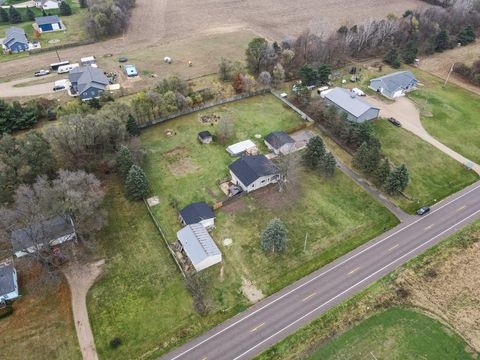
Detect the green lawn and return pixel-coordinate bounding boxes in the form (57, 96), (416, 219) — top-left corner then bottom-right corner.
(408, 70), (480, 164)
(308, 308), (474, 360)
(371, 120), (478, 213)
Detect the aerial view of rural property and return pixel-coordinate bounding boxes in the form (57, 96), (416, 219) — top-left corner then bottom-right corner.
(1, 0), (480, 359)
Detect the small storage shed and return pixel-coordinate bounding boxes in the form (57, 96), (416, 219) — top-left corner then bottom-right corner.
(226, 139), (258, 156)
(176, 224), (222, 272)
(264, 131), (295, 155)
(198, 131), (212, 144)
(179, 202), (215, 229)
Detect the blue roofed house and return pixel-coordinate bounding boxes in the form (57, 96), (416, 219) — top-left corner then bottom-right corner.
(369, 71), (418, 99)
(0, 259), (19, 303)
(324, 87), (380, 123)
(179, 202), (215, 229)
(229, 155), (280, 193)
(176, 223), (222, 272)
(35, 15), (64, 32)
(2, 27), (29, 54)
(69, 66), (109, 101)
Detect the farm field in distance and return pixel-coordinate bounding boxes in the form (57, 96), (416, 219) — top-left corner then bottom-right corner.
(308, 308), (474, 360)
(87, 94), (398, 359)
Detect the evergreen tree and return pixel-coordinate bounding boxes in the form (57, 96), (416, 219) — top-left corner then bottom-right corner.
(402, 42), (418, 65)
(126, 114), (140, 136)
(317, 64), (331, 85)
(374, 158), (390, 187)
(25, 6), (35, 21)
(88, 97), (101, 109)
(434, 30), (449, 52)
(457, 25), (476, 45)
(59, 1), (72, 16)
(353, 141), (381, 174)
(0, 8), (9, 23)
(8, 6), (22, 24)
(303, 135), (326, 169)
(383, 47), (401, 68)
(384, 164), (409, 195)
(116, 145), (134, 180)
(261, 218), (288, 253)
(125, 165), (149, 200)
(298, 64), (317, 86)
(79, 0), (88, 8)
(319, 152), (336, 177)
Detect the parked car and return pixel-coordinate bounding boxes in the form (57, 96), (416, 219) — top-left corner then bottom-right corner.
(416, 206), (430, 215)
(34, 69), (50, 77)
(388, 117), (401, 127)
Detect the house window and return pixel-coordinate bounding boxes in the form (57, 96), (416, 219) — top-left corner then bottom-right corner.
(261, 180), (265, 183)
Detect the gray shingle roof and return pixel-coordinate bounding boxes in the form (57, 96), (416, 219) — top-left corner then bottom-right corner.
(325, 88), (378, 118)
(370, 71), (417, 93)
(229, 155), (279, 186)
(198, 131), (212, 140)
(11, 216), (75, 253)
(0, 261), (16, 298)
(179, 202), (214, 225)
(3, 27), (28, 47)
(177, 224), (221, 270)
(264, 131), (295, 150)
(69, 66), (109, 94)
(35, 15), (60, 26)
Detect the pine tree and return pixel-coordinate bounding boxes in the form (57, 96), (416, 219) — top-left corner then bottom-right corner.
(0, 8), (9, 23)
(402, 42), (418, 65)
(384, 164), (409, 195)
(59, 1), (72, 16)
(126, 114), (140, 136)
(116, 146), (135, 180)
(261, 218), (288, 253)
(457, 25), (476, 46)
(79, 0), (88, 8)
(8, 6), (22, 24)
(353, 141), (381, 175)
(298, 64), (317, 86)
(383, 47), (401, 68)
(319, 152), (336, 177)
(303, 135), (326, 169)
(374, 158), (390, 187)
(25, 6), (35, 21)
(317, 64), (331, 85)
(434, 30), (449, 52)
(125, 165), (149, 200)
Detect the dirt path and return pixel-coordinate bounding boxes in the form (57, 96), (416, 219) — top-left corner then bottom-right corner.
(367, 95), (480, 176)
(0, 75), (57, 97)
(63, 259), (105, 360)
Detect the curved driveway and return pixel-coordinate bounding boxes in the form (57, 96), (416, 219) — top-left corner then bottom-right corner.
(0, 76), (55, 97)
(160, 181), (480, 360)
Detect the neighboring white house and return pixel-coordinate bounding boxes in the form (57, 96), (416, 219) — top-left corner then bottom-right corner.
(0, 259), (19, 302)
(226, 139), (258, 156)
(229, 155), (280, 193)
(369, 71), (418, 99)
(34, 0), (60, 10)
(10, 216), (76, 258)
(179, 202), (215, 229)
(176, 223), (222, 272)
(264, 131), (296, 155)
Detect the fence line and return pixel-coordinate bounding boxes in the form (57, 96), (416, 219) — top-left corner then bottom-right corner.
(29, 39), (96, 55)
(270, 91), (315, 123)
(143, 199), (186, 278)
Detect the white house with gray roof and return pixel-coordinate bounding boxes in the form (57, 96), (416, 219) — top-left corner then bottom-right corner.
(229, 155), (280, 193)
(324, 87), (380, 123)
(369, 71), (418, 99)
(0, 259), (19, 302)
(69, 66), (109, 101)
(264, 131), (295, 155)
(176, 223), (222, 272)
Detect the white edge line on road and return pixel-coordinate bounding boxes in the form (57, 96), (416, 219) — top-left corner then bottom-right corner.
(167, 183), (480, 360)
(232, 208), (480, 360)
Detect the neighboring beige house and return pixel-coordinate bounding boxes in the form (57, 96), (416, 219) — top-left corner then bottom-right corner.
(34, 0), (60, 10)
(264, 131), (295, 155)
(229, 155), (280, 193)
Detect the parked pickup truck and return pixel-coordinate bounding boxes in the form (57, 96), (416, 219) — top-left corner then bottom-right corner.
(34, 69), (50, 77)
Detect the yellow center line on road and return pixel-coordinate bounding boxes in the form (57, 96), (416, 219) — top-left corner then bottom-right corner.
(388, 244), (399, 251)
(424, 224), (434, 230)
(250, 322), (265, 333)
(348, 267), (360, 275)
(457, 205), (467, 212)
(302, 292), (317, 302)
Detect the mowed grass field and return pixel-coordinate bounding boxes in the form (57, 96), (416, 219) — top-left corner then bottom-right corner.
(372, 120), (478, 213)
(88, 94), (398, 359)
(408, 70), (480, 164)
(308, 308), (474, 360)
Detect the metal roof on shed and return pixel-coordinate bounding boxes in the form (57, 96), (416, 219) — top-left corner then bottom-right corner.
(325, 87), (378, 118)
(177, 224), (221, 269)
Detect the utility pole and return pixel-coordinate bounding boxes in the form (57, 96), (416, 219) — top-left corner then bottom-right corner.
(55, 48), (61, 62)
(443, 63), (455, 88)
(303, 233), (308, 253)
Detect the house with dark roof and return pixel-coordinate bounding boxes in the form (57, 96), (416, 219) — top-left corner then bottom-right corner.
(198, 131), (213, 144)
(2, 27), (29, 53)
(369, 71), (418, 99)
(264, 131), (295, 155)
(35, 15), (63, 32)
(229, 155), (280, 193)
(179, 202), (215, 229)
(176, 223), (222, 272)
(0, 259), (19, 303)
(324, 87), (380, 123)
(11, 216), (76, 258)
(69, 66), (109, 101)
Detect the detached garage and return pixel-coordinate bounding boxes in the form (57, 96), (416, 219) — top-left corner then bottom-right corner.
(35, 15), (63, 32)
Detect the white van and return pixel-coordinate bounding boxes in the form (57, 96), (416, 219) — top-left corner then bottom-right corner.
(58, 63), (79, 74)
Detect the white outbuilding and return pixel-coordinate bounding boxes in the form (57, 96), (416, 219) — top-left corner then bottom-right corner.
(226, 139), (258, 156)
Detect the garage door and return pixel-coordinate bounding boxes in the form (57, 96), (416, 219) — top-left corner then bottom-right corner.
(52, 23), (60, 30)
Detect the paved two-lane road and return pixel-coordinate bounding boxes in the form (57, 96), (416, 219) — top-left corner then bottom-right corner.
(162, 181), (480, 360)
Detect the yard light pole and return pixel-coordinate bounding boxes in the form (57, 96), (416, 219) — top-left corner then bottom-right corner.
(304, 233), (308, 253)
(443, 63), (455, 88)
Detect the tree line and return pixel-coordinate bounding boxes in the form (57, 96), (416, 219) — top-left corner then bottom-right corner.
(454, 59), (480, 85)
(85, 0), (136, 39)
